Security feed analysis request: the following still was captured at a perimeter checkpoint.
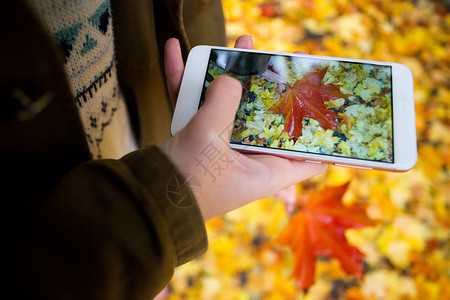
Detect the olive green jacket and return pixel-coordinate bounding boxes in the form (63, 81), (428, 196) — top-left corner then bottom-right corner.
(1, 0), (226, 299)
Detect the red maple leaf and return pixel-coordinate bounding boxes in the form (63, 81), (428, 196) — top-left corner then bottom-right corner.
(268, 67), (350, 139)
(260, 3), (278, 18)
(272, 183), (377, 290)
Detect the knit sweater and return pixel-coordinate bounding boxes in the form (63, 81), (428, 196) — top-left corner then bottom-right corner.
(27, 0), (137, 159)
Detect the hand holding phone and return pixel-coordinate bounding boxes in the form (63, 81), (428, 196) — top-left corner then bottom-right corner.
(171, 45), (417, 172)
(161, 36), (327, 221)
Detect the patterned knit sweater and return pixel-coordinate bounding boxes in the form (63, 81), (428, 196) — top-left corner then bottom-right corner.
(27, 0), (138, 159)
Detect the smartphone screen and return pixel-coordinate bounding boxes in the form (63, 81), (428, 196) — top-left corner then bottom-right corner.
(199, 49), (394, 164)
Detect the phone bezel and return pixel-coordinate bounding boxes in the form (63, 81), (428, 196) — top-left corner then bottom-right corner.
(171, 46), (417, 172)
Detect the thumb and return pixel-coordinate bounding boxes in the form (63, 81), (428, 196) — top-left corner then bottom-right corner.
(190, 75), (242, 137)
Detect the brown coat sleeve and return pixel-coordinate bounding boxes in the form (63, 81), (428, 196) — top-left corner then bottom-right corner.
(8, 146), (207, 300)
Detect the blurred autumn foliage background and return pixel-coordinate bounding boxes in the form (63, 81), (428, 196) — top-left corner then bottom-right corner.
(166, 0), (449, 299)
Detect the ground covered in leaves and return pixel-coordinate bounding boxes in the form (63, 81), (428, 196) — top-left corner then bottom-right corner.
(166, 0), (449, 299)
(207, 57), (393, 162)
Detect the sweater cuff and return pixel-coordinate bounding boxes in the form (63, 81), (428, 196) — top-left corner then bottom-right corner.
(122, 146), (208, 266)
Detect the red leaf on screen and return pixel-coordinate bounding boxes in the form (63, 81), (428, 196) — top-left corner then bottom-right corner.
(269, 67), (350, 138)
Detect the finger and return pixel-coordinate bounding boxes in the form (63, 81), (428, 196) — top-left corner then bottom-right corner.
(234, 35), (253, 49)
(277, 83), (285, 91)
(294, 50), (308, 55)
(248, 154), (327, 191)
(191, 76), (242, 136)
(260, 69), (284, 84)
(270, 58), (285, 76)
(280, 160), (328, 185)
(164, 38), (185, 108)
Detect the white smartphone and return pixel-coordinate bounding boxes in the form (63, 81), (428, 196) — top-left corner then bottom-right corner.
(171, 46), (417, 172)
